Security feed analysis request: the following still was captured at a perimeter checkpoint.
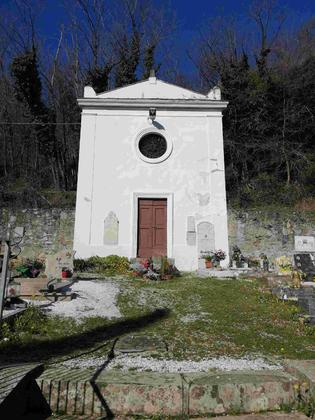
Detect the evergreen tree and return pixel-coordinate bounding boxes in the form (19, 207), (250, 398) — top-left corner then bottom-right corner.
(143, 44), (156, 79)
(10, 47), (54, 183)
(114, 28), (140, 88)
(86, 64), (113, 93)
(11, 48), (46, 117)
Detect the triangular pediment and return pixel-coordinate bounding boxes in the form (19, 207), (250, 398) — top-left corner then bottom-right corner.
(84, 77), (207, 100)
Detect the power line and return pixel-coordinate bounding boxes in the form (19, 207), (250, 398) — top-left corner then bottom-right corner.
(0, 122), (81, 125)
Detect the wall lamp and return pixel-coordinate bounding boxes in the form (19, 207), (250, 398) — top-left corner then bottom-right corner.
(148, 107), (156, 123)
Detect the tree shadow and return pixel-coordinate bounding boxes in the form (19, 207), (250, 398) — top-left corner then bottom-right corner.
(0, 308), (170, 364)
(90, 342), (116, 419)
(88, 308), (170, 419)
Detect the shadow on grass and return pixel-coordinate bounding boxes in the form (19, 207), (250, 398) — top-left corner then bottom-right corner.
(0, 308), (170, 364)
(89, 308), (171, 419)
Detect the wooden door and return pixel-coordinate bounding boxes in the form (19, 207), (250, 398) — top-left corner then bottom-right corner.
(137, 199), (167, 257)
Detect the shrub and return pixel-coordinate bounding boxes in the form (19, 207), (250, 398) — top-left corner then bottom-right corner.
(74, 255), (130, 274)
(238, 173), (303, 207)
(73, 258), (89, 272)
(0, 305), (48, 343)
(14, 305), (47, 335)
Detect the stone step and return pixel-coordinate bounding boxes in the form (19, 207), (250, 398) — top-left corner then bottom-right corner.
(37, 367), (308, 417)
(50, 412), (309, 420)
(209, 413), (309, 419)
(285, 359), (315, 394)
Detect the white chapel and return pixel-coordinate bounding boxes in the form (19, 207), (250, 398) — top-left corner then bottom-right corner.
(73, 73), (229, 271)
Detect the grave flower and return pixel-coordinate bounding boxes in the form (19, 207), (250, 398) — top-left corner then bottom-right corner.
(214, 249), (226, 262)
(275, 256), (292, 274)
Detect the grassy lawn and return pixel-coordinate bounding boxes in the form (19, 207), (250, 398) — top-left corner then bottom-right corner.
(117, 274), (315, 360)
(0, 274), (315, 364)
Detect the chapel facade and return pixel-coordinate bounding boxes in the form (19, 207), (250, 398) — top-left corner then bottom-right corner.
(74, 74), (229, 270)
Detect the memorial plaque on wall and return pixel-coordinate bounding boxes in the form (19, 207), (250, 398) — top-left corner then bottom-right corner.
(186, 216), (196, 246)
(104, 211), (119, 245)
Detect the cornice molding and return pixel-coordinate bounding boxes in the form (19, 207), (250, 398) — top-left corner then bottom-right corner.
(77, 97), (228, 111)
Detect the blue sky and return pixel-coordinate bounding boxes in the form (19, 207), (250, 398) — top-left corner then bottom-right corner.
(1, 0), (315, 74)
(169, 0), (315, 27)
(166, 0), (315, 71)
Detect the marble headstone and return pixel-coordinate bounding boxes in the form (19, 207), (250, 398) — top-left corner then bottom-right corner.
(197, 221), (215, 254)
(45, 250), (74, 279)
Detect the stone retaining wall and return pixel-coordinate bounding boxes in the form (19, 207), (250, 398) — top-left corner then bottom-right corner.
(1, 207), (314, 262)
(0, 208), (75, 259)
(228, 208), (315, 259)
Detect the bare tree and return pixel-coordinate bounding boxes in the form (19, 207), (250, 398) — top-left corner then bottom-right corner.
(249, 0), (286, 75)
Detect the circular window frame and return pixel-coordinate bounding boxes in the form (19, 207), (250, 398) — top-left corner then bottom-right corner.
(135, 128), (173, 164)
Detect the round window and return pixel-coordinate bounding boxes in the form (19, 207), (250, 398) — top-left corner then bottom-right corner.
(138, 133), (167, 159)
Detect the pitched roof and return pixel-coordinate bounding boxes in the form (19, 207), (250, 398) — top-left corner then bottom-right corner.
(84, 77), (208, 100)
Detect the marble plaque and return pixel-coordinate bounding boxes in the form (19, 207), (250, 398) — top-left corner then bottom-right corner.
(187, 232), (196, 246)
(187, 216), (195, 232)
(186, 216), (196, 245)
(104, 211), (119, 245)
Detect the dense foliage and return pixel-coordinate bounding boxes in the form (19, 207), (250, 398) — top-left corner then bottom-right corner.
(195, 7), (315, 206)
(0, 0), (314, 207)
(221, 56), (315, 206)
(74, 255), (130, 274)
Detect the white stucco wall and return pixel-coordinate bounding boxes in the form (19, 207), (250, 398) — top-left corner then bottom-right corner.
(74, 80), (229, 271)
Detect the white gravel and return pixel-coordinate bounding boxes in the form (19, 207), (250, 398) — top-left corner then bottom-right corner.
(63, 354), (281, 372)
(44, 280), (121, 321)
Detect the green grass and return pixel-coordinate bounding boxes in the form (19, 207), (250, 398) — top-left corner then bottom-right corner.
(0, 306), (115, 365)
(117, 274), (315, 360)
(1, 274), (315, 364)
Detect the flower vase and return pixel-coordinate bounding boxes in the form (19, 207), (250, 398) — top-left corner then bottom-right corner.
(205, 260), (213, 269)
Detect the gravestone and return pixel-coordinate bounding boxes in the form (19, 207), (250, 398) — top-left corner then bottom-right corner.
(45, 250), (74, 279)
(197, 222), (215, 254)
(294, 253), (315, 281)
(104, 211), (119, 245)
(294, 236), (315, 252)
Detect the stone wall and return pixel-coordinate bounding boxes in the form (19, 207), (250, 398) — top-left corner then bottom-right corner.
(1, 207), (315, 262)
(228, 208), (315, 259)
(0, 208), (75, 259)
